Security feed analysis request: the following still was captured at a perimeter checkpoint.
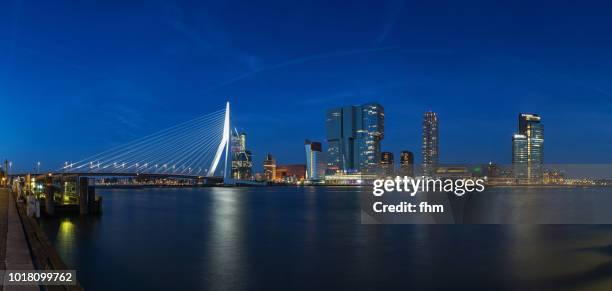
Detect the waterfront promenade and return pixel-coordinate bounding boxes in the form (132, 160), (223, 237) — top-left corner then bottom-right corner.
(0, 188), (37, 291)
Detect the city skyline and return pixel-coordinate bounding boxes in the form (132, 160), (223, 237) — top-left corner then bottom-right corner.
(3, 1), (612, 171)
(2, 3), (612, 291)
(0, 102), (598, 174)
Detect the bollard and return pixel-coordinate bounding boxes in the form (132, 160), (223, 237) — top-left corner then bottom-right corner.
(45, 175), (55, 215)
(79, 177), (88, 215)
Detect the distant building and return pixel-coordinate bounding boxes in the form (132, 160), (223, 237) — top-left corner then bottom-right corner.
(324, 172), (379, 185)
(486, 163), (515, 185)
(238, 133), (247, 152)
(326, 103), (384, 174)
(304, 140), (323, 181)
(434, 165), (472, 178)
(543, 170), (565, 185)
(399, 151), (414, 177)
(487, 162), (500, 178)
(232, 131), (253, 180)
(275, 164), (306, 183)
(512, 134), (528, 180)
(263, 154), (276, 182)
(380, 152), (394, 177)
(512, 113), (544, 183)
(422, 112), (439, 176)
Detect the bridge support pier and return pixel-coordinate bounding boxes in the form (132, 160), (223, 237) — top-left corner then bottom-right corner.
(44, 175), (54, 215)
(87, 185), (95, 213)
(78, 177), (88, 215)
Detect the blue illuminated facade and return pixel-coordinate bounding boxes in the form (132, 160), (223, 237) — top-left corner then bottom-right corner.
(325, 103), (384, 173)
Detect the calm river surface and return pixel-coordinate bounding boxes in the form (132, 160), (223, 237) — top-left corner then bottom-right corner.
(40, 186), (612, 291)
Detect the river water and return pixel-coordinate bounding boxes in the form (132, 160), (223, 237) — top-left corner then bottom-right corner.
(39, 186), (612, 291)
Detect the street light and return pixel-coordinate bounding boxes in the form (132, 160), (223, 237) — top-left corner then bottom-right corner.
(37, 161), (41, 174)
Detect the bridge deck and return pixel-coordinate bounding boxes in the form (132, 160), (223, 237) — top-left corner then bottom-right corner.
(10, 172), (223, 180)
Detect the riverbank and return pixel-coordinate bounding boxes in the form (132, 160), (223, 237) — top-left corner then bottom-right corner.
(2, 188), (84, 291)
(0, 188), (37, 291)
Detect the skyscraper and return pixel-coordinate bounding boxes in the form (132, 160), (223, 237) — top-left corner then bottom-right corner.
(263, 153), (276, 182)
(239, 133), (247, 152)
(232, 131), (253, 180)
(326, 103), (384, 173)
(399, 150), (414, 177)
(304, 140), (323, 181)
(380, 152), (394, 177)
(513, 113), (544, 183)
(512, 134), (528, 180)
(422, 111), (439, 176)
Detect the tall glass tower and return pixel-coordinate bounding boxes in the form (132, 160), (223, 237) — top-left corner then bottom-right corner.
(325, 103), (384, 173)
(512, 134), (528, 180)
(513, 113), (544, 183)
(231, 131), (253, 180)
(325, 107), (346, 173)
(304, 140), (322, 181)
(422, 111), (439, 176)
(356, 103), (385, 171)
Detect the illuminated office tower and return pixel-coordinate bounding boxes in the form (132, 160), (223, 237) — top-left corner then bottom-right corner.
(263, 154), (276, 182)
(304, 140), (323, 181)
(325, 107), (344, 174)
(326, 103), (384, 173)
(356, 103), (385, 172)
(512, 134), (528, 181)
(399, 151), (414, 177)
(239, 133), (246, 151)
(422, 111), (439, 176)
(513, 113), (544, 183)
(232, 131), (253, 180)
(380, 152), (394, 177)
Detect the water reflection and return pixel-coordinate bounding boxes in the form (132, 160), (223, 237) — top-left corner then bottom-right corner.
(55, 218), (76, 263)
(36, 187), (612, 291)
(206, 188), (249, 291)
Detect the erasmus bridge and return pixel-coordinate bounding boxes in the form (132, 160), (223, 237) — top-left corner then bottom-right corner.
(55, 102), (235, 184)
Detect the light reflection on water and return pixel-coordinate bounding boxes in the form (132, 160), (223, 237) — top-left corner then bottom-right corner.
(55, 219), (76, 262)
(205, 188), (250, 291)
(38, 187), (612, 291)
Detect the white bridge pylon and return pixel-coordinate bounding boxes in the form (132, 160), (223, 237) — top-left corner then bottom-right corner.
(208, 102), (231, 182)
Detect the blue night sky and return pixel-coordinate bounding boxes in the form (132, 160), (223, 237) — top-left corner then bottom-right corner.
(1, 0), (612, 172)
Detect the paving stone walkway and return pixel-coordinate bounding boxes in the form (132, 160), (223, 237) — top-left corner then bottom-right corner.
(0, 188), (38, 291)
